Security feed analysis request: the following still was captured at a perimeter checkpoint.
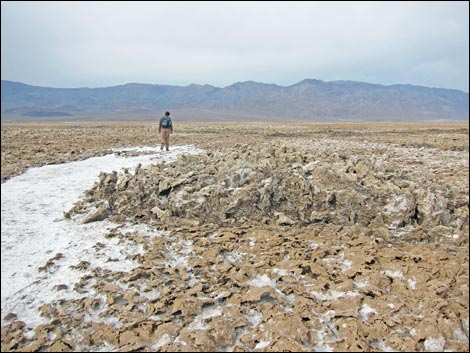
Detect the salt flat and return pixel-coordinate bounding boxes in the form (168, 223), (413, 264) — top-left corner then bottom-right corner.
(1, 122), (468, 352)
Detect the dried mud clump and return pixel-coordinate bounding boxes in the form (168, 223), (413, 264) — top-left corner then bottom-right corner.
(56, 138), (469, 351)
(68, 141), (468, 242)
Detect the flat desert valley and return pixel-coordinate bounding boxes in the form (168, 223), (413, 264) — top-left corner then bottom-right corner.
(1, 121), (469, 352)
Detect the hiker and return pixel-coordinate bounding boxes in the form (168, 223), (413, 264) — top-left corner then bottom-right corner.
(158, 111), (173, 151)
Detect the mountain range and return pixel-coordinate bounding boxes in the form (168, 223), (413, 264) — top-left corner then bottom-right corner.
(1, 79), (468, 122)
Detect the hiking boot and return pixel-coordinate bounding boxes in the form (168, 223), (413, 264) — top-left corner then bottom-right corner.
(160, 144), (164, 151)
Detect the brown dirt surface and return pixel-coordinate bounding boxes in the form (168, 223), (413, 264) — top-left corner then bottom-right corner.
(1, 121), (468, 352)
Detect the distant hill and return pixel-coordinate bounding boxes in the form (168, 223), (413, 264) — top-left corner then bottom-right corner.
(1, 79), (468, 122)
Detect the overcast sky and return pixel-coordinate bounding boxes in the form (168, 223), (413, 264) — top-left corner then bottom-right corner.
(1, 1), (469, 91)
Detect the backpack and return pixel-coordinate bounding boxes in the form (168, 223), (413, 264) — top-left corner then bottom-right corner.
(161, 116), (170, 128)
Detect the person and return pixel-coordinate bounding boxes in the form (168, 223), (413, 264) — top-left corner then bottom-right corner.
(158, 111), (173, 151)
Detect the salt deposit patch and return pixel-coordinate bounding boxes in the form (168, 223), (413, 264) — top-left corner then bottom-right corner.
(1, 145), (202, 328)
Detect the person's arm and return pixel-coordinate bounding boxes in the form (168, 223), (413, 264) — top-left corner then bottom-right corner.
(170, 118), (174, 133)
(158, 117), (162, 133)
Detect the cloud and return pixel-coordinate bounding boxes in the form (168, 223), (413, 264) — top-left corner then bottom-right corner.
(1, 1), (468, 91)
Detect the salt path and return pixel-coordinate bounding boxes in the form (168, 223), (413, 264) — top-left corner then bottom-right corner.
(1, 145), (202, 328)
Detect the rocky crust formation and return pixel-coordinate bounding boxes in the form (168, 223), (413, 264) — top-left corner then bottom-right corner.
(1, 122), (468, 352)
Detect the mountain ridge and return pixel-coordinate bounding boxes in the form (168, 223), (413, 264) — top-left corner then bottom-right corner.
(1, 79), (468, 122)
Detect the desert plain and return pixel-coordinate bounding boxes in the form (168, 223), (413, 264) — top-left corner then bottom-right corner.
(1, 121), (469, 352)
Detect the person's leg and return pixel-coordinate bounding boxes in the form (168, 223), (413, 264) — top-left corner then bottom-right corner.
(163, 129), (170, 151)
(165, 130), (170, 151)
(160, 131), (165, 150)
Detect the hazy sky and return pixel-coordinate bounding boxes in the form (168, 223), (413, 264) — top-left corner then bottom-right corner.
(1, 1), (469, 91)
